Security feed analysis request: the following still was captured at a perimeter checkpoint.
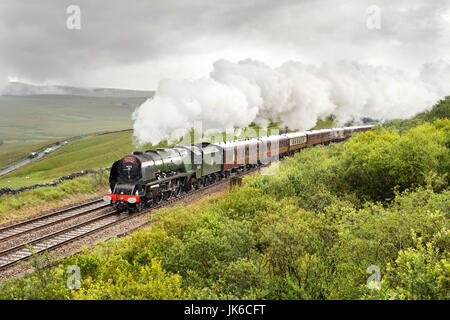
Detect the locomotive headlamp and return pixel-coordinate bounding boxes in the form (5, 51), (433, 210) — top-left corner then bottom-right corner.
(127, 197), (137, 204)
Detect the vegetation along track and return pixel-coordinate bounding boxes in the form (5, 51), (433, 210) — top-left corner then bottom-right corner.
(0, 163), (264, 271)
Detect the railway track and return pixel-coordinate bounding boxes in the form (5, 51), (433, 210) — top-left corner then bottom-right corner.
(0, 165), (260, 272)
(0, 211), (119, 270)
(0, 198), (108, 243)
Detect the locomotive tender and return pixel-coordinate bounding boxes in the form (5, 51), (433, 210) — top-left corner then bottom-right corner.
(104, 125), (373, 212)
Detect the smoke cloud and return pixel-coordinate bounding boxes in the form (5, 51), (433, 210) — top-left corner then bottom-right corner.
(132, 59), (450, 145)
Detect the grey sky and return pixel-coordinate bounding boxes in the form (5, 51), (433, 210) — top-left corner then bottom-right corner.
(0, 0), (449, 90)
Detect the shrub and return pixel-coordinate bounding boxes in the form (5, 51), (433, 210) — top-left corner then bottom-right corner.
(363, 234), (449, 300)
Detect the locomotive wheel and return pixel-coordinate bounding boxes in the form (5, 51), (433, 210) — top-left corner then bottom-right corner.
(153, 195), (162, 205)
(191, 179), (198, 190)
(135, 202), (144, 213)
(164, 191), (173, 201)
(174, 186), (182, 197)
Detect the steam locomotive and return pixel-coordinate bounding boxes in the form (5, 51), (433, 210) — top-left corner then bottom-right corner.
(104, 125), (373, 212)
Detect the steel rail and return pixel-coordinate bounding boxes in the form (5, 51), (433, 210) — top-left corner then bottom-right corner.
(0, 198), (107, 243)
(0, 209), (119, 270)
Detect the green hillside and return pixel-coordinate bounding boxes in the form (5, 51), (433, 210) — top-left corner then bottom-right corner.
(0, 139), (63, 171)
(0, 131), (135, 188)
(0, 95), (148, 153)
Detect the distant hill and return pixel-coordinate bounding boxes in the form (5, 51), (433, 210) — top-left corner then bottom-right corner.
(0, 94), (148, 153)
(2, 82), (154, 98)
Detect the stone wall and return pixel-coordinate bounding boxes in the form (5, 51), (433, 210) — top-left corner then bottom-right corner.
(0, 168), (110, 196)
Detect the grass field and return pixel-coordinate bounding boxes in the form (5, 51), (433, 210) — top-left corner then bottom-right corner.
(0, 95), (148, 153)
(0, 131), (136, 188)
(0, 139), (64, 171)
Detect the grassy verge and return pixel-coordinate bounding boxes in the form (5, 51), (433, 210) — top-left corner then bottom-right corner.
(0, 171), (109, 224)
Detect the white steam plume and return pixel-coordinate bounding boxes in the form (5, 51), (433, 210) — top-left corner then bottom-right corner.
(132, 59), (450, 145)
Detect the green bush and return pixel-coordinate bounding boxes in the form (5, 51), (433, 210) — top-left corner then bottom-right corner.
(339, 121), (449, 201)
(364, 233), (449, 300)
